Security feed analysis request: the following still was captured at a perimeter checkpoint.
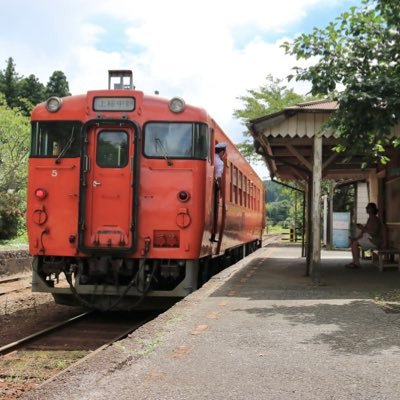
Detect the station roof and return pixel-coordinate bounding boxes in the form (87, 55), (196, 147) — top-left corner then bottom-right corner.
(248, 100), (381, 181)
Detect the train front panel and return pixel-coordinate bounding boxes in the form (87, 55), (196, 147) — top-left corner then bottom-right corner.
(28, 90), (215, 309)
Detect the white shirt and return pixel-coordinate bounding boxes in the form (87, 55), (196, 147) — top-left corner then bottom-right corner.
(215, 153), (224, 178)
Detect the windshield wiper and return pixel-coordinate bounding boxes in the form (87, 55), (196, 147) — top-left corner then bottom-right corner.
(155, 138), (173, 166)
(55, 127), (75, 164)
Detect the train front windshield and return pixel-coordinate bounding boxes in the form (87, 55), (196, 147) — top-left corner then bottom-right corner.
(30, 121), (82, 158)
(144, 122), (209, 159)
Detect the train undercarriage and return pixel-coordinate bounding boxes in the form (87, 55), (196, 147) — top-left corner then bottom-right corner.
(31, 239), (261, 310)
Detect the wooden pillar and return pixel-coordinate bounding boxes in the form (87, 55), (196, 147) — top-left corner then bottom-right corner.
(368, 170), (379, 205)
(322, 195), (328, 246)
(326, 180), (334, 250)
(310, 135), (322, 281)
(306, 177), (312, 276)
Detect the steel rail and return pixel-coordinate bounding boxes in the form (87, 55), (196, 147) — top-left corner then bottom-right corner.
(0, 311), (91, 356)
(30, 313), (159, 387)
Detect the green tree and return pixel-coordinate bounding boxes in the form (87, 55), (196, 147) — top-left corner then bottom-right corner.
(234, 75), (307, 125)
(265, 180), (290, 203)
(46, 70), (71, 98)
(0, 57), (20, 108)
(266, 199), (291, 227)
(0, 94), (30, 239)
(282, 0), (400, 163)
(18, 74), (46, 113)
(233, 75), (314, 161)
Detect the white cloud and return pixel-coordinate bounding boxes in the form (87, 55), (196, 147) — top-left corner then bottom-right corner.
(0, 0), (356, 178)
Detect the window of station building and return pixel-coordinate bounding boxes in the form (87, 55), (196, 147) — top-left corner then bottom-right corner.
(30, 121), (82, 157)
(144, 122), (208, 159)
(96, 131), (129, 168)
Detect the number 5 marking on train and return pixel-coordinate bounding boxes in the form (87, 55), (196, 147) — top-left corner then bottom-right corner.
(51, 170), (58, 177)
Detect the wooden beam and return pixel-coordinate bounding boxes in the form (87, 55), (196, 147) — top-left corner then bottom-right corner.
(265, 141), (278, 175)
(286, 144), (313, 171)
(269, 137), (339, 146)
(272, 148), (313, 157)
(377, 169), (386, 178)
(255, 133), (278, 176)
(322, 152), (339, 171)
(288, 166), (309, 182)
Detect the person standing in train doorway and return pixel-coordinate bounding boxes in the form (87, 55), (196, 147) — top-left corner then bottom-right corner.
(211, 142), (227, 242)
(214, 142), (227, 192)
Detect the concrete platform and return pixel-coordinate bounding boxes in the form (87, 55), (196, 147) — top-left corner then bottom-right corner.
(24, 245), (400, 400)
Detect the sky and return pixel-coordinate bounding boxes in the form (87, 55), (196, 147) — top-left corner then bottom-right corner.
(0, 0), (362, 179)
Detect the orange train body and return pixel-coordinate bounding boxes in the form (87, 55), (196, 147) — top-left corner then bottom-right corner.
(27, 72), (265, 310)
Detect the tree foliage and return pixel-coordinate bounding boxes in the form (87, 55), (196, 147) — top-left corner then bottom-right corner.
(233, 75), (314, 161)
(46, 70), (71, 98)
(0, 57), (20, 109)
(264, 180), (304, 229)
(18, 74), (46, 114)
(0, 94), (30, 192)
(0, 94), (30, 239)
(233, 75), (308, 128)
(282, 0), (400, 163)
(0, 57), (71, 239)
(0, 58), (71, 114)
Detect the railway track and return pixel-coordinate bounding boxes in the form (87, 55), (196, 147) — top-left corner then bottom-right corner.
(0, 310), (159, 399)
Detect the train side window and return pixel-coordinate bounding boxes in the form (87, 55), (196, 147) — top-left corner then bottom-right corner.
(194, 124), (208, 159)
(229, 162), (233, 202)
(247, 180), (250, 208)
(96, 131), (129, 168)
(233, 167), (238, 204)
(208, 128), (213, 163)
(238, 171), (243, 206)
(249, 182), (253, 209)
(243, 176), (247, 207)
(30, 121), (82, 157)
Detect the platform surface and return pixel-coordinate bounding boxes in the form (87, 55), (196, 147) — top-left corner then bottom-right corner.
(24, 245), (400, 400)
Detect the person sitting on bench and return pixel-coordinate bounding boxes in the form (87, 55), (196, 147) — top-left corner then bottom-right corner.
(346, 202), (382, 269)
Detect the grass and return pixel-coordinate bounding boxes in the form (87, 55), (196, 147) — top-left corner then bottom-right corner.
(373, 289), (400, 313)
(0, 350), (88, 382)
(373, 289), (400, 303)
(0, 232), (28, 251)
(266, 226), (290, 233)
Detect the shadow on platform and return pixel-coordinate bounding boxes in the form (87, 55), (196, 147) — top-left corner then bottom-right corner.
(212, 246), (400, 301)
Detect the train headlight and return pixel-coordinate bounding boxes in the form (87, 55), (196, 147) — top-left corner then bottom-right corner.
(169, 97), (185, 113)
(46, 97), (63, 112)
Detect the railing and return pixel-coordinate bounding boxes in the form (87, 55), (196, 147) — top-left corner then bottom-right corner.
(281, 227), (303, 243)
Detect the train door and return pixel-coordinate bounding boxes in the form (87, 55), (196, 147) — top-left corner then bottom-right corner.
(79, 123), (136, 251)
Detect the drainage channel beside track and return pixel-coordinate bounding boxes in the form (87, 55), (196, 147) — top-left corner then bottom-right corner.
(0, 310), (160, 399)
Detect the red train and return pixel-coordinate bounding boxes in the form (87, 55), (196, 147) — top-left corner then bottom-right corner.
(27, 70), (265, 310)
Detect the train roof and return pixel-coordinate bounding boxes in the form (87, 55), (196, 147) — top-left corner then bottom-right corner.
(31, 90), (209, 122)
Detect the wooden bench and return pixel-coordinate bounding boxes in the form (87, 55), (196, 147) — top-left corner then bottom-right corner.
(372, 249), (400, 272)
